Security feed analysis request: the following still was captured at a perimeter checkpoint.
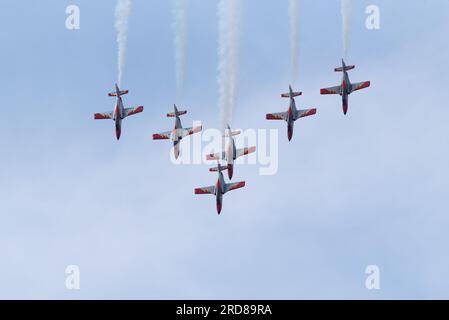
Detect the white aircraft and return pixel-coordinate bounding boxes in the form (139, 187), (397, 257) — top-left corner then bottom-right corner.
(152, 105), (202, 159)
(194, 163), (246, 214)
(94, 84), (144, 140)
(206, 124), (256, 180)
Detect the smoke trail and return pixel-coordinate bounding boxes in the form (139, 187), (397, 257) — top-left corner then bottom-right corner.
(217, 0), (242, 132)
(289, 0), (300, 85)
(172, 0), (187, 101)
(115, 0), (131, 87)
(341, 0), (351, 59)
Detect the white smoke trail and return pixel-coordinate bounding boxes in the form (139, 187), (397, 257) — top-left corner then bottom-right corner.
(217, 0), (242, 132)
(289, 0), (300, 85)
(341, 0), (351, 59)
(115, 0), (131, 87)
(172, 0), (187, 101)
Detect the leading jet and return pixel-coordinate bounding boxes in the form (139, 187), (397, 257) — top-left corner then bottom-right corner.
(194, 163), (246, 215)
(94, 84), (144, 140)
(320, 59), (371, 115)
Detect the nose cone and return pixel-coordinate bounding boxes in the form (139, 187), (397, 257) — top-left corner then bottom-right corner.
(115, 127), (121, 140)
(227, 164), (233, 180)
(216, 202), (222, 215)
(288, 128), (293, 141)
(343, 103), (348, 115)
(174, 144), (180, 159)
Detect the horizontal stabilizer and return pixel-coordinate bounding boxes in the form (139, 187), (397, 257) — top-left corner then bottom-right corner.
(335, 65), (355, 72)
(167, 110), (187, 117)
(108, 90), (128, 97)
(206, 152), (225, 161)
(209, 165), (228, 172)
(281, 92), (302, 98)
(224, 130), (240, 137)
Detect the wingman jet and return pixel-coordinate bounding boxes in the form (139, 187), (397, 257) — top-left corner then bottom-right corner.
(194, 163), (246, 214)
(152, 105), (202, 159)
(94, 84), (144, 140)
(206, 124), (256, 180)
(266, 85), (316, 141)
(320, 59), (371, 115)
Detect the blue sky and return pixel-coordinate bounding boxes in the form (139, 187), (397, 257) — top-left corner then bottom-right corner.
(0, 0), (449, 299)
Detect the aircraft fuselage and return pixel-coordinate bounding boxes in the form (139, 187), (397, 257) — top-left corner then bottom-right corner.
(113, 96), (124, 140)
(287, 96), (297, 141)
(341, 70), (351, 115)
(215, 172), (225, 214)
(225, 138), (237, 179)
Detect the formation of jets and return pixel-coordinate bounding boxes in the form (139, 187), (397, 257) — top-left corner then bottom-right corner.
(266, 59), (371, 141)
(94, 59), (370, 215)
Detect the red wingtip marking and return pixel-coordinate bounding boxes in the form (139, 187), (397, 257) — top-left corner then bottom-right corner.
(94, 113), (108, 120)
(195, 188), (208, 194)
(306, 109), (317, 116)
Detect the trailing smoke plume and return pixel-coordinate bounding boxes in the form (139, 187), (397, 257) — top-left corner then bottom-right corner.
(217, 0), (242, 132)
(172, 0), (187, 101)
(341, 0), (351, 59)
(289, 0), (300, 85)
(115, 0), (131, 87)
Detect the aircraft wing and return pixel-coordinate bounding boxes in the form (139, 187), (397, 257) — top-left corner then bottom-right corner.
(94, 111), (113, 120)
(124, 106), (144, 118)
(181, 125), (202, 138)
(194, 186), (216, 195)
(235, 146), (256, 159)
(266, 112), (288, 121)
(152, 131), (171, 140)
(224, 181), (245, 193)
(320, 85), (341, 95)
(294, 108), (317, 120)
(351, 81), (370, 93)
(206, 151), (226, 161)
